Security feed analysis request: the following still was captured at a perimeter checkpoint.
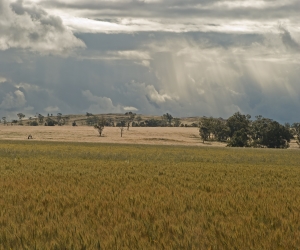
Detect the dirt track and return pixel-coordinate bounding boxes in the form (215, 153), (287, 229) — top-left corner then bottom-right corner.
(1, 125), (299, 148)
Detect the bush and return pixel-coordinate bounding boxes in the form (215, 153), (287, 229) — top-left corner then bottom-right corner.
(29, 121), (39, 126)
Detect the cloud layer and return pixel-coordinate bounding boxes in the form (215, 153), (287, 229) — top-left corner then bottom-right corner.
(34, 0), (300, 34)
(0, 0), (85, 54)
(0, 0), (299, 123)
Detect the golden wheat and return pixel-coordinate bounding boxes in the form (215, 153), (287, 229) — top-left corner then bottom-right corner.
(0, 140), (299, 249)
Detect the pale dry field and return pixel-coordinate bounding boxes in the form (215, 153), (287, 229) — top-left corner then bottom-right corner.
(1, 125), (299, 148)
(0, 125), (227, 147)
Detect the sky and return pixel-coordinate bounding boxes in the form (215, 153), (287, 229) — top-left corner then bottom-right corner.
(0, 0), (299, 123)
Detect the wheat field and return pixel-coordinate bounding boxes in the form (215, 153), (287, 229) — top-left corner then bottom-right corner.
(0, 140), (300, 249)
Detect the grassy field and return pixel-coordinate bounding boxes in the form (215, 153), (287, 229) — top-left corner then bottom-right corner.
(0, 141), (300, 249)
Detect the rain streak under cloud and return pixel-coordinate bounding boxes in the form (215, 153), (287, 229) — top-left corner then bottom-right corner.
(0, 0), (299, 122)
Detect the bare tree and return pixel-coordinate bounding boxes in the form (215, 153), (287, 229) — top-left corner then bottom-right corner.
(94, 116), (106, 137)
(2, 117), (6, 125)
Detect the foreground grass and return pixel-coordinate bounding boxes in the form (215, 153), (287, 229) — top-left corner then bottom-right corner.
(0, 141), (300, 249)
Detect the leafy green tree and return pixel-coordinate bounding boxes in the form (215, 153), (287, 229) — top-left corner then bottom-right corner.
(199, 117), (211, 143)
(213, 120), (230, 142)
(199, 126), (210, 143)
(29, 120), (39, 126)
(227, 128), (249, 147)
(292, 123), (300, 147)
(45, 118), (57, 126)
(227, 112), (251, 138)
(251, 116), (292, 148)
(226, 112), (251, 147)
(199, 117), (229, 142)
(145, 119), (161, 127)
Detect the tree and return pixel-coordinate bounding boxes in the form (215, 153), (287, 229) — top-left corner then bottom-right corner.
(199, 126), (210, 143)
(17, 113), (25, 124)
(226, 112), (251, 147)
(199, 117), (211, 143)
(94, 116), (106, 137)
(136, 115), (142, 126)
(292, 123), (300, 147)
(227, 112), (251, 138)
(212, 119), (230, 142)
(173, 118), (181, 127)
(126, 112), (136, 130)
(145, 119), (163, 127)
(162, 113), (173, 126)
(29, 120), (38, 126)
(45, 118), (56, 126)
(227, 128), (249, 147)
(38, 114), (44, 125)
(2, 117), (6, 125)
(118, 120), (126, 137)
(251, 116), (292, 148)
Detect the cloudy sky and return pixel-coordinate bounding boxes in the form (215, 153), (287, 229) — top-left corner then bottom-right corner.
(0, 0), (299, 123)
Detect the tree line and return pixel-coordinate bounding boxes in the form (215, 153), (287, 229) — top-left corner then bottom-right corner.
(1, 113), (70, 126)
(1, 111), (299, 148)
(199, 112), (300, 148)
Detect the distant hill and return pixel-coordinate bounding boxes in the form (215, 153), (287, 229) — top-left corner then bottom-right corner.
(22, 113), (206, 126)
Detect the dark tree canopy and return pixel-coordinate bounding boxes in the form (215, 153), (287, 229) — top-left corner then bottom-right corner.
(198, 112), (294, 149)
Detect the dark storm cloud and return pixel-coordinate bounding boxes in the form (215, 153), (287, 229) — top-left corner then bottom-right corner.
(1, 29), (299, 123)
(0, 0), (299, 123)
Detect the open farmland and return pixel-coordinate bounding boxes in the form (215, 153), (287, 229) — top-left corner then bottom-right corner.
(1, 141), (300, 249)
(0, 126), (226, 147)
(0, 125), (299, 149)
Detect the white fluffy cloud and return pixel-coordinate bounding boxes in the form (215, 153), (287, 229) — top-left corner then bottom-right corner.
(146, 85), (172, 104)
(123, 106), (138, 111)
(0, 0), (85, 55)
(82, 90), (123, 113)
(0, 90), (26, 109)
